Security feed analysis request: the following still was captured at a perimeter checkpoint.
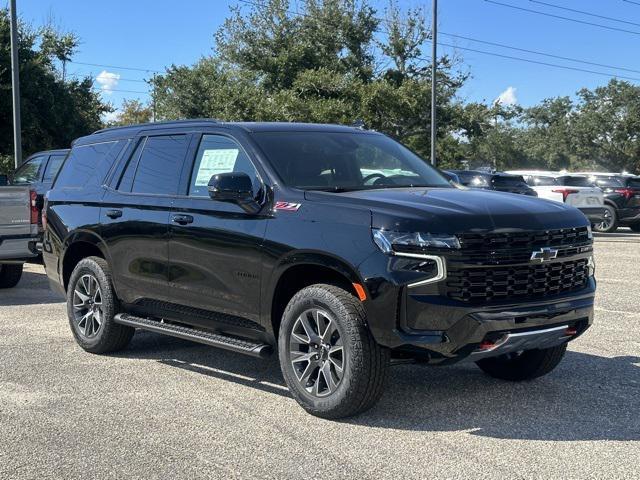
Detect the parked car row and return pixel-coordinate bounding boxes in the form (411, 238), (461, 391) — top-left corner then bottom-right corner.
(445, 168), (640, 233)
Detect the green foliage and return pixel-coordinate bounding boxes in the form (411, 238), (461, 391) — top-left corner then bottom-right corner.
(153, 0), (471, 163)
(108, 99), (153, 126)
(0, 9), (110, 167)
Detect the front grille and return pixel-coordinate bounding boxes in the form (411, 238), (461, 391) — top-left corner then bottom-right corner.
(446, 258), (589, 303)
(448, 227), (591, 265)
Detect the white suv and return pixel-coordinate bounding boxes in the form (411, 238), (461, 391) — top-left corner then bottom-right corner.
(506, 171), (604, 225)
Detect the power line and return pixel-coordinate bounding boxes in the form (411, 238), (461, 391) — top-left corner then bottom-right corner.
(69, 60), (162, 74)
(484, 0), (640, 36)
(530, 0), (640, 27)
(437, 42), (640, 82)
(623, 0), (640, 6)
(440, 32), (640, 74)
(68, 74), (150, 84)
(92, 88), (150, 95)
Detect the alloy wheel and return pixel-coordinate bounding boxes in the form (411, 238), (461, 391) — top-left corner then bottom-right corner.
(597, 208), (613, 231)
(72, 274), (104, 338)
(289, 308), (344, 397)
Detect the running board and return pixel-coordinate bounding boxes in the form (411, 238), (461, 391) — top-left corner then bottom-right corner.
(114, 313), (272, 358)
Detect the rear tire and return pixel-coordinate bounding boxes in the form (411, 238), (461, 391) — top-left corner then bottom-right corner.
(593, 205), (618, 233)
(476, 343), (567, 381)
(0, 264), (23, 289)
(278, 284), (389, 419)
(67, 256), (134, 354)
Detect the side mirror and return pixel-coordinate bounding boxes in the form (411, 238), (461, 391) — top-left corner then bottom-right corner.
(208, 172), (254, 202)
(0, 175), (8, 186)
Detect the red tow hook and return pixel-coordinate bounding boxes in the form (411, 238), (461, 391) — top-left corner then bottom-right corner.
(479, 340), (496, 350)
(565, 327), (578, 336)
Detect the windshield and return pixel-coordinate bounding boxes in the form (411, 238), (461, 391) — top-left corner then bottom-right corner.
(251, 131), (451, 191)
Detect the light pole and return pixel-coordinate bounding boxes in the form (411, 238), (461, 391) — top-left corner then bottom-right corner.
(9, 0), (22, 168)
(430, 0), (437, 167)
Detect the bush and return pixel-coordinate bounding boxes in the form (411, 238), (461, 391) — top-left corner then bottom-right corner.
(0, 154), (14, 175)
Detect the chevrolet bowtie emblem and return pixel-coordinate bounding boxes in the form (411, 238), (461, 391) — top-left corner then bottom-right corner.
(530, 247), (559, 263)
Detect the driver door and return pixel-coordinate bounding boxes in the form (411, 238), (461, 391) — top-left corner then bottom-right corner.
(167, 132), (269, 327)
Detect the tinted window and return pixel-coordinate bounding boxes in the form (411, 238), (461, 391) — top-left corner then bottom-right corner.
(531, 176), (558, 186)
(43, 154), (67, 183)
(593, 176), (624, 188)
(12, 156), (45, 184)
(252, 132), (450, 190)
(189, 135), (260, 197)
(55, 141), (125, 189)
(628, 177), (640, 188)
(131, 135), (188, 195)
(493, 175), (526, 186)
(454, 171), (489, 187)
(558, 176), (591, 187)
(117, 138), (146, 192)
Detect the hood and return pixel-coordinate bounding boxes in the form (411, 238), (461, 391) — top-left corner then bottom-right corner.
(304, 187), (589, 233)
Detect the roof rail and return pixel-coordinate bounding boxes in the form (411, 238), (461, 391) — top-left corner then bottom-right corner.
(92, 118), (221, 135)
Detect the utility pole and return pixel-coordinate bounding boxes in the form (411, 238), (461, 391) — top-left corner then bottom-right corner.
(430, 0), (437, 167)
(9, 0), (22, 168)
(151, 73), (157, 122)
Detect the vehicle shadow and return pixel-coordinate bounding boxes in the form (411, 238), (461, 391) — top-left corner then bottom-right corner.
(119, 331), (640, 441)
(0, 269), (64, 306)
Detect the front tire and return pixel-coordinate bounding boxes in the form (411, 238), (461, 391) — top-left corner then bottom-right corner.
(278, 284), (389, 419)
(476, 343), (567, 381)
(593, 205), (618, 233)
(0, 264), (23, 288)
(67, 256), (134, 354)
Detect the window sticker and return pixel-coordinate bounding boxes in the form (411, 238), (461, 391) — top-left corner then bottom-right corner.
(194, 148), (239, 186)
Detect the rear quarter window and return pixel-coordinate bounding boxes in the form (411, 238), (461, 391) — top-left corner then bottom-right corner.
(54, 141), (126, 189)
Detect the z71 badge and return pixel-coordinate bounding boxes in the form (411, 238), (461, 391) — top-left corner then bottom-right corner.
(275, 202), (301, 212)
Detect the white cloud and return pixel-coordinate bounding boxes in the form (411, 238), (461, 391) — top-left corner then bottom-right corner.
(102, 109), (120, 124)
(96, 70), (120, 95)
(495, 86), (518, 106)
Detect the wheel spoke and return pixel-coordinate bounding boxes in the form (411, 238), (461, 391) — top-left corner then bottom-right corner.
(328, 346), (344, 374)
(299, 314), (319, 344)
(73, 289), (90, 307)
(298, 358), (319, 385)
(321, 361), (338, 394)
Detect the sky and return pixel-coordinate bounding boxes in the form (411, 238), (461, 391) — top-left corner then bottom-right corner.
(15, 0), (640, 117)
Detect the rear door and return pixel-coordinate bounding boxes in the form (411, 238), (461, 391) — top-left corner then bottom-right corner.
(167, 131), (269, 328)
(100, 133), (193, 307)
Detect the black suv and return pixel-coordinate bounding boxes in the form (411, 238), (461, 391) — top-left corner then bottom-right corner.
(449, 170), (538, 196)
(44, 121), (595, 418)
(584, 174), (640, 233)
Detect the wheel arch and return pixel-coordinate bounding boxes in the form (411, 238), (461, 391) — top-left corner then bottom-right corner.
(267, 252), (367, 340)
(61, 231), (111, 291)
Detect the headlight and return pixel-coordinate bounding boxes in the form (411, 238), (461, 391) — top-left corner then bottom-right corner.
(372, 228), (461, 254)
(587, 224), (593, 239)
(587, 255), (595, 277)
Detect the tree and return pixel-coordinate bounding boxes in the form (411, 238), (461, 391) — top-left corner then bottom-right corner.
(109, 99), (153, 126)
(152, 0), (470, 164)
(0, 9), (110, 173)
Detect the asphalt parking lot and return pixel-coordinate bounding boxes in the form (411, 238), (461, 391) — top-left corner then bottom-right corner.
(1, 233), (639, 479)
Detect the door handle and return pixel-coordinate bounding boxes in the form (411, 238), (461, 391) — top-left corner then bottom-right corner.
(171, 214), (194, 225)
(105, 209), (123, 219)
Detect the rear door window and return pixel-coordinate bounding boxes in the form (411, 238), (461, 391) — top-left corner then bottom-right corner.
(43, 154), (67, 183)
(531, 176), (558, 186)
(54, 141), (126, 189)
(129, 135), (189, 195)
(12, 156), (45, 184)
